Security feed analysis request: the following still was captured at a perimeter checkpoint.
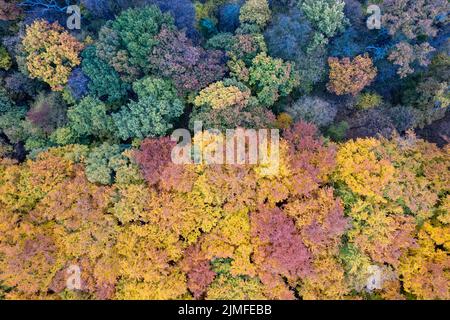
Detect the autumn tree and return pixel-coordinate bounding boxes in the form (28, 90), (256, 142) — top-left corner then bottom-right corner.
(239, 0), (271, 29)
(388, 42), (436, 78)
(22, 20), (84, 91)
(327, 54), (377, 96)
(0, 0), (21, 20)
(382, 0), (449, 40)
(149, 27), (227, 93)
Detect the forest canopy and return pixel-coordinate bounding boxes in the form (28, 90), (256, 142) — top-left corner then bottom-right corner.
(0, 0), (449, 300)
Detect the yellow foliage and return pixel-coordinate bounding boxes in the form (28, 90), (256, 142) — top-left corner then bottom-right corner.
(399, 222), (450, 299)
(22, 20), (84, 91)
(194, 81), (251, 109)
(334, 138), (395, 201)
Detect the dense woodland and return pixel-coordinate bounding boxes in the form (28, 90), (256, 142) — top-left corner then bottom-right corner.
(0, 0), (449, 300)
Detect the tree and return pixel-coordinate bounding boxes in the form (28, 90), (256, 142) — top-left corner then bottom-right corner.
(0, 45), (12, 70)
(22, 20), (84, 91)
(382, 0), (449, 40)
(399, 222), (450, 299)
(194, 80), (251, 110)
(388, 42), (436, 78)
(81, 46), (129, 104)
(251, 207), (312, 297)
(149, 0), (198, 40)
(264, 9), (313, 62)
(67, 68), (89, 101)
(112, 77), (184, 140)
(206, 260), (265, 299)
(67, 96), (115, 140)
(239, 0), (271, 29)
(327, 54), (377, 96)
(3, 72), (42, 101)
(0, 87), (14, 114)
(189, 99), (276, 130)
(247, 53), (299, 107)
(149, 27), (227, 93)
(356, 92), (383, 110)
(285, 96), (337, 127)
(0, 0), (21, 20)
(218, 3), (241, 33)
(85, 143), (127, 185)
(132, 137), (176, 186)
(96, 5), (174, 82)
(333, 138), (395, 200)
(300, 0), (348, 49)
(27, 92), (67, 135)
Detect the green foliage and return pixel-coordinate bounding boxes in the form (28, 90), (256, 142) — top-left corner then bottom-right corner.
(81, 46), (129, 104)
(67, 96), (116, 140)
(0, 107), (30, 144)
(0, 0), (449, 302)
(300, 0), (348, 50)
(247, 53), (300, 107)
(0, 46), (12, 70)
(356, 93), (383, 110)
(96, 6), (174, 82)
(239, 0), (271, 29)
(325, 121), (349, 142)
(112, 78), (184, 140)
(85, 143), (126, 185)
(0, 87), (14, 114)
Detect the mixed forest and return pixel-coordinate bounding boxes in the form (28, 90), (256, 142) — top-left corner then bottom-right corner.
(0, 0), (449, 300)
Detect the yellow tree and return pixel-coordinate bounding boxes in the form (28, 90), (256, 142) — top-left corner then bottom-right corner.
(22, 20), (84, 91)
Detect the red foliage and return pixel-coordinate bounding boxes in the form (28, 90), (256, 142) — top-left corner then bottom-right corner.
(251, 207), (312, 280)
(283, 121), (336, 196)
(150, 27), (227, 93)
(182, 245), (216, 299)
(133, 137), (177, 186)
(0, 0), (21, 21)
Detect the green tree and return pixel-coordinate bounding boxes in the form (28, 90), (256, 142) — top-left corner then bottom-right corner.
(67, 96), (116, 140)
(248, 53), (299, 107)
(239, 0), (271, 29)
(0, 46), (12, 70)
(81, 46), (129, 104)
(300, 0), (348, 49)
(85, 143), (127, 185)
(112, 78), (184, 140)
(96, 6), (174, 82)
